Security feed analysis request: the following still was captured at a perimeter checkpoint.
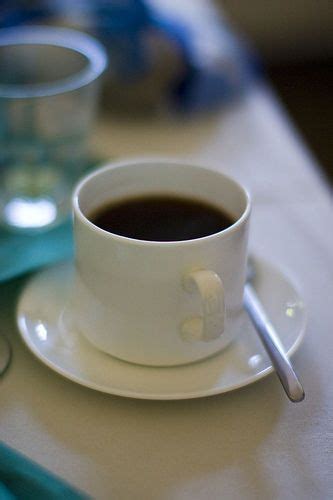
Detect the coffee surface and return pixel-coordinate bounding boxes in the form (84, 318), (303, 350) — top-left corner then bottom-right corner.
(90, 194), (234, 241)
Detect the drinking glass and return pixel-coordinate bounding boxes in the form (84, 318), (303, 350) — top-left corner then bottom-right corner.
(0, 26), (107, 231)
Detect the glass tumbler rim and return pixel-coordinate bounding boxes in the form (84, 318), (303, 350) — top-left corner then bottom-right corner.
(0, 25), (108, 99)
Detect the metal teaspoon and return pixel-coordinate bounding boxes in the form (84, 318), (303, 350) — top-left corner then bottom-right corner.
(244, 261), (305, 402)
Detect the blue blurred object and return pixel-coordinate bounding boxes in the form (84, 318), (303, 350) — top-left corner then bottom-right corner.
(78, 0), (153, 79)
(148, 0), (260, 112)
(0, 0), (260, 114)
(0, 1), (52, 27)
(49, 0), (153, 80)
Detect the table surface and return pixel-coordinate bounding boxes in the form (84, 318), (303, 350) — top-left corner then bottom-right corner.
(1, 83), (332, 500)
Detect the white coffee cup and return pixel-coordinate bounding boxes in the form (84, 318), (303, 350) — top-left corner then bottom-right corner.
(70, 158), (250, 366)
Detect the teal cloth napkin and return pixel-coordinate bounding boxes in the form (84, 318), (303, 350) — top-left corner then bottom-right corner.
(0, 442), (88, 499)
(0, 218), (74, 283)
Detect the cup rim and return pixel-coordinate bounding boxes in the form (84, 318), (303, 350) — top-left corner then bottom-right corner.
(0, 25), (108, 98)
(73, 157), (251, 247)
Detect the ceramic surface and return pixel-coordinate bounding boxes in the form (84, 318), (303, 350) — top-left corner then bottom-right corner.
(16, 257), (306, 400)
(72, 159), (250, 365)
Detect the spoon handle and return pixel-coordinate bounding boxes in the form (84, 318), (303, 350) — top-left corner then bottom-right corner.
(244, 283), (305, 402)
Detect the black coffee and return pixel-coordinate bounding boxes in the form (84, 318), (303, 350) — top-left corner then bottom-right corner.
(90, 194), (234, 242)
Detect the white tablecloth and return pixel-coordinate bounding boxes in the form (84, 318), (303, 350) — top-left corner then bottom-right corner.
(1, 84), (332, 499)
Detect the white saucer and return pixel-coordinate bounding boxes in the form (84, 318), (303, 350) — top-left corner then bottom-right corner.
(17, 257), (306, 400)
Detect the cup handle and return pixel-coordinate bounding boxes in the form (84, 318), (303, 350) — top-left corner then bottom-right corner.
(181, 269), (225, 342)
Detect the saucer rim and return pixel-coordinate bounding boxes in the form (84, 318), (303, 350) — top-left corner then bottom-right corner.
(16, 257), (307, 400)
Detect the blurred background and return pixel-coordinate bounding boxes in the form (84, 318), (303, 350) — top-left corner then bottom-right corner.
(1, 0), (332, 186)
(222, 0), (333, 186)
(0, 0), (332, 280)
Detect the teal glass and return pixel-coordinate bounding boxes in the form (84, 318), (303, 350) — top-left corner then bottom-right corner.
(0, 26), (107, 231)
